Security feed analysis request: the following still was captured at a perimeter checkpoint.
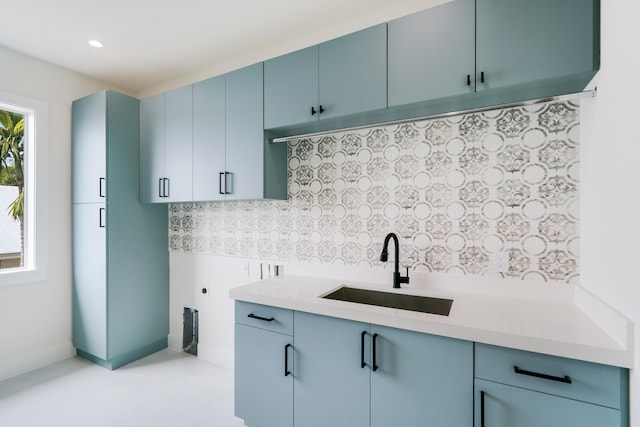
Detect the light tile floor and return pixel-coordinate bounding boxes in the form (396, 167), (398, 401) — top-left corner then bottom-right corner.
(0, 350), (245, 427)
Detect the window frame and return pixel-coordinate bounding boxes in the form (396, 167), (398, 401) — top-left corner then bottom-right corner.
(0, 91), (48, 286)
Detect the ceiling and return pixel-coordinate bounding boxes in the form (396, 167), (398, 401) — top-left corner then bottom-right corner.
(1, 0), (443, 96)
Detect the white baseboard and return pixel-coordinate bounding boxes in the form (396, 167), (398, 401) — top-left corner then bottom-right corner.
(0, 342), (75, 382)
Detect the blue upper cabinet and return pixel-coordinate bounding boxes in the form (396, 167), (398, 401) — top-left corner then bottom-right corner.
(140, 85), (193, 203)
(388, 0), (475, 107)
(225, 63), (266, 200)
(318, 23), (387, 120)
(476, 0), (598, 91)
(193, 75), (226, 201)
(163, 85), (193, 202)
(264, 46), (318, 129)
(386, 0), (598, 118)
(141, 64), (287, 203)
(139, 93), (164, 203)
(264, 23), (387, 129)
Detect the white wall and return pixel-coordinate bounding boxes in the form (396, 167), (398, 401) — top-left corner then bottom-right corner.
(580, 2), (640, 425)
(0, 46), (118, 381)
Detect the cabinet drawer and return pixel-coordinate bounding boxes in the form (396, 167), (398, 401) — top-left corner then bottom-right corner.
(235, 301), (293, 335)
(475, 343), (625, 409)
(474, 379), (622, 427)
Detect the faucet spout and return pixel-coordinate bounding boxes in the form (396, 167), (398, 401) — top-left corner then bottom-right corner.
(380, 232), (410, 289)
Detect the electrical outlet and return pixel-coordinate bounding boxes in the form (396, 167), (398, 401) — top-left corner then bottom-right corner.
(494, 251), (509, 273)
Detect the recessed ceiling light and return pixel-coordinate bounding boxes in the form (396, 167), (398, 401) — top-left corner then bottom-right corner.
(88, 40), (103, 48)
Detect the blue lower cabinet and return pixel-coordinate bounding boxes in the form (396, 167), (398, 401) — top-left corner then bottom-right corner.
(370, 325), (473, 427)
(475, 379), (622, 427)
(293, 312), (473, 427)
(293, 312), (370, 427)
(235, 324), (293, 427)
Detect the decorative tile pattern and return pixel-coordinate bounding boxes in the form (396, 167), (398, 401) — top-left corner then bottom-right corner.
(169, 101), (581, 283)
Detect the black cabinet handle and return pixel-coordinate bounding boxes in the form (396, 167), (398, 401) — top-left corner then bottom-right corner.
(311, 106), (325, 115)
(480, 390), (485, 427)
(224, 172), (232, 194)
(247, 313), (275, 322)
(360, 331), (367, 368)
(99, 207), (105, 228)
(99, 177), (105, 198)
(481, 71), (485, 83)
(158, 178), (163, 198)
(372, 333), (379, 372)
(219, 172), (225, 195)
(514, 366), (572, 384)
(466, 74), (471, 86)
(284, 344), (292, 377)
(163, 178), (169, 198)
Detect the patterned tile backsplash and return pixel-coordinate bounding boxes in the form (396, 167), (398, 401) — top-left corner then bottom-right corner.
(170, 100), (580, 284)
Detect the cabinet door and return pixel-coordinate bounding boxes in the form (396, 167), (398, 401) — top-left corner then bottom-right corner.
(388, 0), (475, 106)
(235, 324), (293, 427)
(139, 93), (165, 203)
(371, 325), (473, 427)
(72, 203), (107, 359)
(72, 91), (106, 204)
(319, 23), (387, 119)
(294, 312), (370, 427)
(163, 85), (193, 202)
(474, 379), (621, 427)
(225, 63), (264, 200)
(476, 0), (597, 90)
(193, 75), (226, 201)
(264, 46), (319, 129)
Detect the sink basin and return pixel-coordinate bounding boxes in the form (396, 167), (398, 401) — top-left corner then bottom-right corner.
(322, 286), (453, 316)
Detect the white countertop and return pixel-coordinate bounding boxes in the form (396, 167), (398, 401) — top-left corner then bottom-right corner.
(230, 273), (634, 368)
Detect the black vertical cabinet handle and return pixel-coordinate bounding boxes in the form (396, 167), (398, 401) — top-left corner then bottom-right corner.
(372, 333), (379, 372)
(163, 178), (170, 198)
(466, 74), (471, 86)
(480, 390), (485, 427)
(99, 177), (105, 198)
(158, 178), (163, 198)
(360, 331), (367, 368)
(99, 207), (105, 228)
(319, 105), (324, 114)
(481, 71), (485, 83)
(514, 366), (572, 384)
(224, 172), (232, 194)
(311, 106), (317, 115)
(219, 172), (225, 195)
(284, 344), (292, 377)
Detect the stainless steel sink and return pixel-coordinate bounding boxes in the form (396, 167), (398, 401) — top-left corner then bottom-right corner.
(322, 286), (453, 316)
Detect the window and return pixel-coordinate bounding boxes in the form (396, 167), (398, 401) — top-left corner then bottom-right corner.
(0, 91), (47, 285)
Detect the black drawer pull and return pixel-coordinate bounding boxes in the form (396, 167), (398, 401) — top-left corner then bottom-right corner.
(247, 313), (275, 322)
(514, 366), (572, 384)
(466, 74), (471, 86)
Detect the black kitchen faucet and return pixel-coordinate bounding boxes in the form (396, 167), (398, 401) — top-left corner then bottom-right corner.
(379, 232), (410, 289)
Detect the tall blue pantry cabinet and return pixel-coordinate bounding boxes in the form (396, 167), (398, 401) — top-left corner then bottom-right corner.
(72, 90), (169, 369)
